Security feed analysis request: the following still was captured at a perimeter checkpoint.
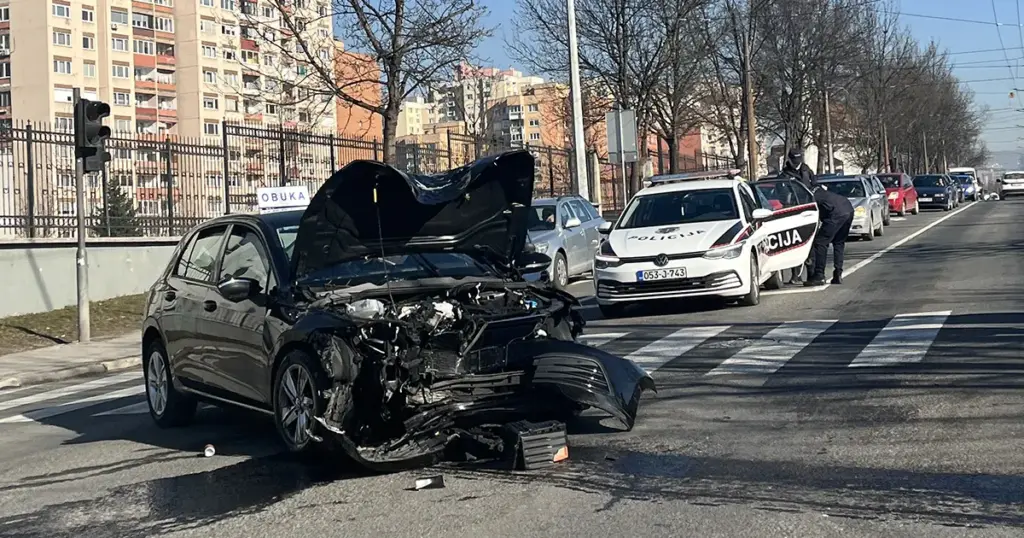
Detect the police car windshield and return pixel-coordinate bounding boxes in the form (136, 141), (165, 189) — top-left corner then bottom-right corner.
(913, 175), (944, 187)
(527, 204), (557, 232)
(821, 180), (866, 198)
(876, 175), (900, 188)
(618, 188), (739, 229)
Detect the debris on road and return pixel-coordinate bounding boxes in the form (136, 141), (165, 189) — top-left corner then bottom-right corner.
(414, 476), (446, 490)
(203, 444), (216, 457)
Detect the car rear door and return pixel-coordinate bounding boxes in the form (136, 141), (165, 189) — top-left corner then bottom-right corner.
(747, 180), (818, 275)
(568, 198), (602, 264)
(558, 201), (588, 274)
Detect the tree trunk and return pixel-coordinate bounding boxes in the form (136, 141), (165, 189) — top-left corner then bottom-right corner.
(666, 134), (679, 174)
(382, 105), (400, 164)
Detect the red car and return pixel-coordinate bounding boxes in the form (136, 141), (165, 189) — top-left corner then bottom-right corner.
(876, 173), (919, 216)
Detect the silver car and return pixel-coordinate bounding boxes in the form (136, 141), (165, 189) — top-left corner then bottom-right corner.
(866, 175), (892, 226)
(527, 195), (606, 289)
(818, 176), (885, 240)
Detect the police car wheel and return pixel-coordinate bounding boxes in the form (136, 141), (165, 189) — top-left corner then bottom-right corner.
(764, 270), (784, 290)
(737, 258), (760, 307)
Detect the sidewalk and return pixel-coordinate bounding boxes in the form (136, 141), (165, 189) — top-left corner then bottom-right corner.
(0, 332), (141, 390)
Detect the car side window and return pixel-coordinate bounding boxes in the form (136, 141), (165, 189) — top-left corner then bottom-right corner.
(790, 180), (814, 205)
(558, 203), (576, 227)
(568, 199), (593, 222)
(176, 225), (227, 282)
(902, 176), (912, 189)
(583, 200), (601, 220)
(219, 225), (271, 288)
(737, 188), (756, 221)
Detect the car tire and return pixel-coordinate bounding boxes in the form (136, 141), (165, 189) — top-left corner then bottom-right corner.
(875, 219), (884, 236)
(764, 270), (784, 290)
(863, 216), (874, 241)
(144, 340), (197, 428)
(898, 200), (907, 217)
(883, 210), (891, 226)
(553, 252), (569, 290)
(737, 257), (760, 307)
(598, 303), (626, 318)
(273, 350), (330, 455)
(911, 200), (920, 215)
(943, 201), (951, 211)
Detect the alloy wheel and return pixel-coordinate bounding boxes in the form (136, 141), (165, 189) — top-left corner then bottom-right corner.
(556, 256), (568, 287)
(146, 350), (168, 416)
(278, 364), (315, 447)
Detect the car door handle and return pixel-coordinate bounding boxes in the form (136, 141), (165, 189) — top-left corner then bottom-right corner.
(164, 291), (176, 301)
(800, 211), (816, 218)
(203, 300), (217, 312)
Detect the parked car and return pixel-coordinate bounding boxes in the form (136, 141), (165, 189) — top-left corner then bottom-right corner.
(912, 174), (956, 210)
(951, 174), (980, 201)
(817, 175), (885, 240)
(946, 175), (964, 206)
(527, 195), (606, 289)
(140, 150), (654, 472)
(866, 175), (892, 225)
(875, 172), (919, 216)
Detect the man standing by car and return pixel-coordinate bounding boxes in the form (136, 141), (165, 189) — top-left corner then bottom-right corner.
(780, 147), (816, 283)
(806, 181), (854, 286)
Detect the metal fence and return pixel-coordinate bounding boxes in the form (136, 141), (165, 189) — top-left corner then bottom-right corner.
(0, 121), (730, 239)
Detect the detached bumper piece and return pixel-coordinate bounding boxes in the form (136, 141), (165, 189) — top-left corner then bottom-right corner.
(501, 420), (569, 471)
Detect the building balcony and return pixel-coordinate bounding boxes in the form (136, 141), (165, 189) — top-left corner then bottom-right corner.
(135, 79), (157, 91)
(240, 38), (259, 51)
(245, 112), (263, 122)
(156, 55), (176, 66)
(134, 54), (156, 68)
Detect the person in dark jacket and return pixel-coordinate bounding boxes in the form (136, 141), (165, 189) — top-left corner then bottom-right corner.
(806, 182), (854, 286)
(780, 148), (816, 191)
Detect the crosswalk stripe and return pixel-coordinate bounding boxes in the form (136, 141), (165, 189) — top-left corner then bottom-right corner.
(0, 385), (145, 423)
(625, 325), (731, 375)
(578, 332), (628, 348)
(706, 320), (837, 378)
(0, 372), (140, 413)
(848, 311), (952, 368)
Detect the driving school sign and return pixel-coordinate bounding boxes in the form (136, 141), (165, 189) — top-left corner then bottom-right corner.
(256, 185), (310, 214)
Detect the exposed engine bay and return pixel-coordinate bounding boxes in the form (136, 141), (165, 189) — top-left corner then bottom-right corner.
(301, 281), (653, 471)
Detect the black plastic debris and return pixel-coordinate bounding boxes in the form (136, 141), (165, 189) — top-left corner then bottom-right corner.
(501, 420), (569, 471)
(414, 476), (446, 490)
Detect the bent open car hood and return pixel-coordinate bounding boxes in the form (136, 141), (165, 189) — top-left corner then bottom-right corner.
(292, 150), (536, 280)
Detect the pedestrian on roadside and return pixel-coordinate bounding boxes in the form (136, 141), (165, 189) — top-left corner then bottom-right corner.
(806, 181), (854, 286)
(780, 148), (816, 191)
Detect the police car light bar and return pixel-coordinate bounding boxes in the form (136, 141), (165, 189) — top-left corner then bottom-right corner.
(647, 169), (743, 184)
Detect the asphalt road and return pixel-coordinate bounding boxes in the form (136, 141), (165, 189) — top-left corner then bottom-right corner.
(2, 199), (1022, 537)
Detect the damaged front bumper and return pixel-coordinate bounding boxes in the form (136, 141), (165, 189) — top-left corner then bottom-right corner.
(319, 339), (655, 472)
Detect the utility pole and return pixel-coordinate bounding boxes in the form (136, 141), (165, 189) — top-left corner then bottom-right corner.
(742, 32), (758, 180)
(824, 89), (834, 173)
(922, 132), (929, 173)
(566, 0), (589, 200)
(882, 124), (891, 172)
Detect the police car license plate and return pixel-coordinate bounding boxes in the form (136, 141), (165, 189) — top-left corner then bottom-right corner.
(919, 197), (932, 202)
(637, 268), (687, 281)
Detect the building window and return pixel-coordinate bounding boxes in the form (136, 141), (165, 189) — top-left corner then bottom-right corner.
(54, 116), (73, 132)
(112, 37), (128, 51)
(203, 45), (217, 58)
(82, 8), (94, 22)
(113, 92), (130, 106)
(201, 0), (214, 6)
(204, 122), (220, 136)
(529, 119), (540, 127)
(156, 17), (174, 33)
(203, 70), (216, 84)
(0, 91), (8, 107)
(0, 8), (8, 22)
(52, 4), (71, 18)
(82, 36), (95, 50)
(134, 39), (155, 55)
(242, 50), (258, 63)
(529, 132), (541, 141)
(132, 13), (152, 29)
(0, 63), (10, 78)
(203, 96), (219, 110)
(221, 24), (237, 36)
(83, 62), (96, 77)
(110, 9), (129, 25)
(223, 49), (236, 61)
(112, 64), (130, 78)
(114, 119), (132, 132)
(53, 31), (72, 47)
(528, 104), (539, 112)
(53, 59), (72, 74)
(266, 103), (277, 115)
(221, 0), (236, 10)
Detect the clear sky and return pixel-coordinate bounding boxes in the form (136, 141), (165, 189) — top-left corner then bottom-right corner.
(472, 0), (1022, 156)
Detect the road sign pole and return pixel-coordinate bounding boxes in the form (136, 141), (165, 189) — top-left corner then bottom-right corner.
(566, 0), (589, 200)
(73, 87), (90, 343)
(617, 103), (627, 197)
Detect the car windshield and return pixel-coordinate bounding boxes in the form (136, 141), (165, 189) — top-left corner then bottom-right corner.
(913, 175), (944, 187)
(955, 176), (973, 185)
(821, 180), (866, 198)
(1004, 172), (1024, 180)
(527, 204), (557, 232)
(302, 252), (493, 287)
(876, 175), (901, 188)
(618, 188), (738, 229)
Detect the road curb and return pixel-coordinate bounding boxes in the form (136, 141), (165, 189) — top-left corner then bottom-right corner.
(0, 356), (141, 390)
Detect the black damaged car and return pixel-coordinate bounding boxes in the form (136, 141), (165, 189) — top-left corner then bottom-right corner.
(141, 150), (655, 471)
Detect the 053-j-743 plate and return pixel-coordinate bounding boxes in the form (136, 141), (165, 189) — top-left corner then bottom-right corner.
(637, 268), (687, 281)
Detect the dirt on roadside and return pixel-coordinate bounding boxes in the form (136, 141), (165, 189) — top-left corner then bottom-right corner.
(0, 294), (147, 357)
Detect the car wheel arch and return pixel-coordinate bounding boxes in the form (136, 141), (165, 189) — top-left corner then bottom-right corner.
(141, 323), (166, 365)
(269, 339), (322, 400)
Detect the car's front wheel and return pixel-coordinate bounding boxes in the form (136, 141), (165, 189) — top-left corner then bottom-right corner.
(737, 257), (760, 307)
(144, 340), (197, 428)
(552, 252), (569, 290)
(274, 351), (328, 454)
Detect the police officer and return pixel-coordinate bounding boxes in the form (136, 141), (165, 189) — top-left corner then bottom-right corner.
(806, 181), (854, 286)
(780, 148), (816, 191)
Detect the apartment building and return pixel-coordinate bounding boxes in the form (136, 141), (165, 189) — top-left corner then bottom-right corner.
(334, 44), (381, 140)
(432, 64), (543, 133)
(395, 95), (440, 137)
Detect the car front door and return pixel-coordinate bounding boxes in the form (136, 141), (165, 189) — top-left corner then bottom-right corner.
(871, 177), (888, 221)
(559, 201), (588, 274)
(901, 174), (917, 209)
(165, 224), (229, 388)
(202, 223), (274, 405)
(748, 180), (819, 276)
(568, 198), (601, 266)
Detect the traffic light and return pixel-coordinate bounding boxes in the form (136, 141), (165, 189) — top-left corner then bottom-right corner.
(74, 98), (111, 172)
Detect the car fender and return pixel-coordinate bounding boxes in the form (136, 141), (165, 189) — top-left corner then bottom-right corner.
(269, 308), (360, 386)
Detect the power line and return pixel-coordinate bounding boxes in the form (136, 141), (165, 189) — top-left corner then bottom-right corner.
(886, 10), (1007, 25)
(992, 0), (1018, 88)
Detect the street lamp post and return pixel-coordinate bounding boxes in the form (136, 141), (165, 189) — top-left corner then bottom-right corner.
(566, 0), (589, 200)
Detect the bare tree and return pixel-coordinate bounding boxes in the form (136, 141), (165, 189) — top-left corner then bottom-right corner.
(239, 0), (491, 163)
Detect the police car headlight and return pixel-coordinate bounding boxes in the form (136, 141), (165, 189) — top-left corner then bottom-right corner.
(854, 206), (866, 215)
(594, 240), (622, 269)
(703, 241), (745, 260)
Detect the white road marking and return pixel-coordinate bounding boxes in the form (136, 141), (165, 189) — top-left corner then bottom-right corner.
(0, 385), (144, 423)
(93, 401), (150, 416)
(891, 217), (907, 222)
(578, 332), (628, 347)
(848, 311), (951, 368)
(0, 372), (140, 413)
(706, 320), (837, 378)
(625, 325), (731, 375)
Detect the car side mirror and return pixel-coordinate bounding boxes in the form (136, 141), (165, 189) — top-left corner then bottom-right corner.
(597, 221), (613, 234)
(871, 193), (882, 199)
(751, 208), (773, 220)
(217, 275), (260, 302)
(563, 217), (582, 229)
(515, 251), (552, 275)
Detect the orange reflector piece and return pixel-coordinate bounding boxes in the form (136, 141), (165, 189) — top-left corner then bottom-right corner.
(553, 446), (569, 462)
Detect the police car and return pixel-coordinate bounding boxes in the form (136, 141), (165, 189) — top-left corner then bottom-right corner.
(593, 170), (819, 317)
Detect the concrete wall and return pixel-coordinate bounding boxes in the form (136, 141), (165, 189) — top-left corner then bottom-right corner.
(0, 237), (181, 318)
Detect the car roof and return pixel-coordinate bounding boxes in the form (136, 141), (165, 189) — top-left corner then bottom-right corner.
(818, 175), (868, 182)
(639, 178), (740, 196)
(197, 209), (304, 230)
(532, 195), (584, 205)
